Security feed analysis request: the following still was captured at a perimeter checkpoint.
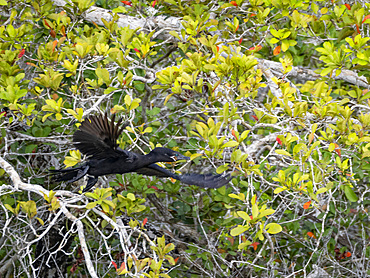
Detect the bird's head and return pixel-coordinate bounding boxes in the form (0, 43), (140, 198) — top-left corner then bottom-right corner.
(151, 147), (190, 162)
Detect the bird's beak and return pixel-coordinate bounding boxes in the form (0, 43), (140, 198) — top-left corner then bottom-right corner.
(171, 154), (190, 161)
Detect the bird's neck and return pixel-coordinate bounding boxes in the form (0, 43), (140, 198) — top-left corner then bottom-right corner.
(142, 151), (160, 165)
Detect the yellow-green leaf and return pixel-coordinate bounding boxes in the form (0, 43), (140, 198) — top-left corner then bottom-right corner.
(328, 143), (336, 152)
(252, 204), (259, 219)
(4, 204), (14, 214)
(86, 202), (97, 209)
(36, 217), (44, 226)
(237, 211), (251, 221)
(228, 193), (245, 200)
(362, 151), (370, 158)
(265, 223), (282, 234)
(274, 187), (285, 194)
(359, 137), (370, 143)
(316, 188), (327, 194)
(259, 209), (275, 218)
(63, 154), (81, 167)
(222, 141), (239, 148)
(275, 150), (292, 157)
(230, 225), (249, 236)
(238, 240), (252, 250)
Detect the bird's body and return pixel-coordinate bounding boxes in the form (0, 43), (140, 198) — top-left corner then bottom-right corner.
(84, 152), (151, 176)
(51, 113), (230, 192)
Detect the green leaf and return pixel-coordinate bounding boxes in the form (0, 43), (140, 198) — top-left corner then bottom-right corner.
(222, 141), (239, 148)
(270, 29), (279, 38)
(164, 0), (177, 5)
(63, 151), (81, 167)
(360, 91), (370, 100)
(134, 81), (145, 91)
(228, 193), (245, 200)
(281, 40), (289, 52)
(238, 240), (252, 249)
(4, 204), (15, 214)
(328, 143), (336, 152)
(36, 217), (44, 226)
(358, 137), (370, 143)
(112, 6), (127, 13)
(230, 225), (249, 236)
(20, 200), (37, 218)
(101, 202), (109, 213)
(169, 30), (180, 40)
(130, 98), (141, 110)
(344, 186), (358, 202)
(7, 24), (15, 37)
(311, 2), (318, 13)
(251, 203), (259, 219)
(275, 150), (292, 157)
(165, 255), (176, 265)
(216, 164), (229, 174)
(237, 211), (251, 221)
(86, 202), (97, 209)
(0, 0), (7, 5)
(320, 67), (332, 76)
(103, 200), (115, 208)
(265, 223), (282, 234)
(127, 193), (135, 201)
(104, 87), (117, 94)
(274, 187), (285, 194)
(362, 151), (370, 158)
(316, 188), (327, 194)
(96, 67), (110, 85)
(259, 209), (275, 218)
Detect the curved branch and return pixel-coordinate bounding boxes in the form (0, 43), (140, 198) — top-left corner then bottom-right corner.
(0, 157), (99, 278)
(257, 58), (370, 88)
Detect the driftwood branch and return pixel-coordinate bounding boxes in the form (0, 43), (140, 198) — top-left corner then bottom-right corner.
(53, 0), (181, 41)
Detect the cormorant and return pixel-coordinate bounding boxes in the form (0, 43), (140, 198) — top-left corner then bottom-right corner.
(51, 113), (230, 192)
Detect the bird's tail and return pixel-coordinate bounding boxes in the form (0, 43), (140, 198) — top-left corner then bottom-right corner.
(179, 173), (231, 188)
(49, 165), (90, 184)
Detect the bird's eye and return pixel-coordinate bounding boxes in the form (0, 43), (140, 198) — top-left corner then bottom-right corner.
(170, 155), (177, 161)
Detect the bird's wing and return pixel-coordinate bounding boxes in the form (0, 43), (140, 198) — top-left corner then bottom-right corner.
(135, 164), (230, 188)
(73, 113), (128, 159)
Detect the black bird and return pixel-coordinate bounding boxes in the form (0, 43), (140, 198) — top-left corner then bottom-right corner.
(51, 113), (230, 192)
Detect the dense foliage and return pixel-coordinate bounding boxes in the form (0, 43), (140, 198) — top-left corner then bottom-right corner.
(0, 0), (370, 277)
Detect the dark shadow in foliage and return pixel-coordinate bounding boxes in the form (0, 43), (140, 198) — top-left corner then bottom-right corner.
(33, 219), (74, 277)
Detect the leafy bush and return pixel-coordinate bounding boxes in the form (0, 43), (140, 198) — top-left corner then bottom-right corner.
(0, 0), (369, 277)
